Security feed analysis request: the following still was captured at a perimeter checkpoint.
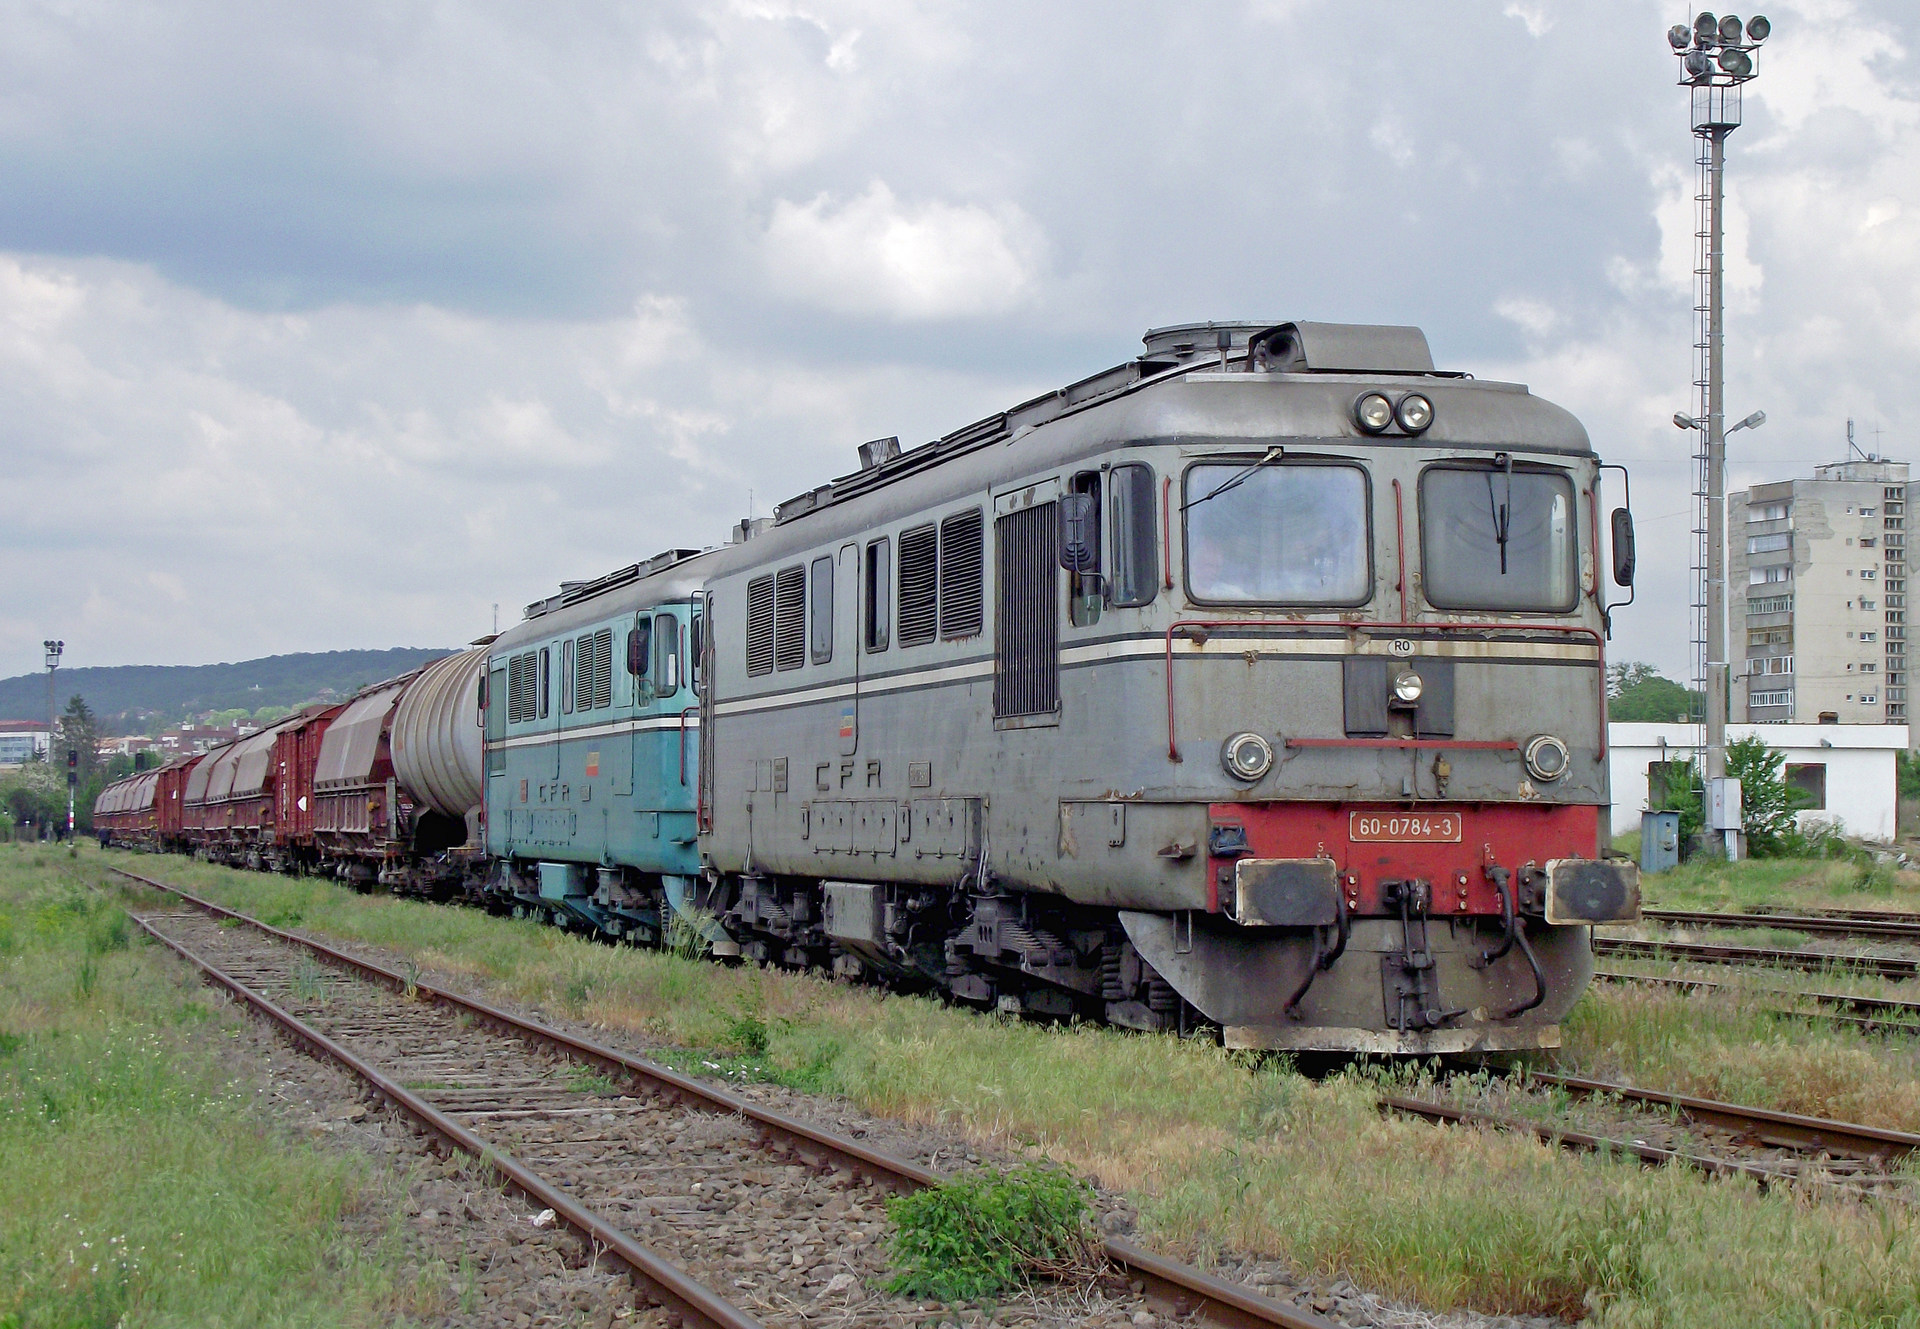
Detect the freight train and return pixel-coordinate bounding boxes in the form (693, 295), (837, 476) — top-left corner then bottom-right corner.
(97, 320), (1643, 1054)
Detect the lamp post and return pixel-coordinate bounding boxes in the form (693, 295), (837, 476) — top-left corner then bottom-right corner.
(42, 639), (62, 843)
(1669, 12), (1768, 859)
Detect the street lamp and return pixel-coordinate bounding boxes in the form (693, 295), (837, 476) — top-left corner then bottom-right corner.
(1670, 12), (1768, 860)
(42, 639), (62, 843)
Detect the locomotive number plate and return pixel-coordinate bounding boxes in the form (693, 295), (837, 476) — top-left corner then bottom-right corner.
(1349, 812), (1462, 843)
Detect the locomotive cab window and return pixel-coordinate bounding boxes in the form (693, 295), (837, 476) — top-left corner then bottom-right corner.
(1109, 462), (1158, 607)
(865, 538), (890, 652)
(653, 612), (680, 696)
(1419, 461), (1576, 612)
(810, 556), (834, 664)
(1068, 472), (1102, 627)
(1183, 460), (1371, 605)
(627, 620), (651, 680)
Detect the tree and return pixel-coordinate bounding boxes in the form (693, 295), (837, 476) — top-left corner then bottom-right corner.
(0, 763), (63, 839)
(60, 694), (103, 783)
(1725, 734), (1814, 857)
(1606, 663), (1702, 724)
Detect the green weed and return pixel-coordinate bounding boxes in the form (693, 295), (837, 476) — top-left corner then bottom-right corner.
(885, 1162), (1097, 1303)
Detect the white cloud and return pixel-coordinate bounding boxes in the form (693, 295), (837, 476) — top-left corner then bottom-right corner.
(763, 182), (1045, 319)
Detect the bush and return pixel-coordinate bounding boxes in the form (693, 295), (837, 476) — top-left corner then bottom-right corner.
(885, 1163), (1097, 1303)
(1724, 734), (1813, 858)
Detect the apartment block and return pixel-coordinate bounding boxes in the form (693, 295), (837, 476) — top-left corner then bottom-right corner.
(1730, 458), (1908, 725)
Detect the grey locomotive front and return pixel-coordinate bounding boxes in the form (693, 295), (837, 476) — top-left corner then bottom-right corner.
(696, 321), (1638, 1054)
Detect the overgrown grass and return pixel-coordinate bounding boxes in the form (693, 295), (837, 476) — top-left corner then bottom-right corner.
(885, 1162), (1096, 1303)
(99, 845), (1920, 1326)
(1639, 855), (1920, 913)
(0, 844), (437, 1327)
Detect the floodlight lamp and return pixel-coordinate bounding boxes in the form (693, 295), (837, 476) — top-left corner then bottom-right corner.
(1694, 12), (1719, 42)
(1746, 14), (1769, 41)
(1719, 47), (1753, 76)
(1718, 14), (1744, 43)
(1674, 412), (1698, 429)
(1669, 23), (1692, 48)
(1684, 49), (1712, 76)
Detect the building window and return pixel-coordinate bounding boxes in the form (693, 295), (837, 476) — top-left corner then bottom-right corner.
(1862, 693), (1879, 704)
(1750, 689), (1792, 708)
(1748, 502), (1789, 522)
(1747, 533), (1791, 554)
(1785, 763), (1827, 809)
(1863, 568), (1878, 580)
(1862, 537), (1878, 548)
(1749, 595), (1792, 614)
(1750, 566), (1791, 585)
(1863, 630), (1878, 642)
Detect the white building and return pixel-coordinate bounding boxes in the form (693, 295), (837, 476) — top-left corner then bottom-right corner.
(0, 720), (50, 767)
(1609, 722), (1908, 843)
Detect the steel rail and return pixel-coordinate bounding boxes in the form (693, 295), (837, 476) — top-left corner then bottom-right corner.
(113, 865), (1339, 1329)
(1378, 1094), (1796, 1184)
(131, 913), (763, 1329)
(1593, 935), (1920, 980)
(1440, 1058), (1920, 1165)
(1641, 907), (1920, 942)
(1593, 967), (1920, 1031)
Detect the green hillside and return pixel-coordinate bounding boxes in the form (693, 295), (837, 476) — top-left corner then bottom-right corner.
(0, 648), (456, 734)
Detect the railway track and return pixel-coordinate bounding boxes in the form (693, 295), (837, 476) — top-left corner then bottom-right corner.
(113, 865), (1338, 1329)
(1593, 967), (1920, 1033)
(1383, 1059), (1920, 1193)
(1640, 907), (1920, 943)
(1593, 935), (1920, 980)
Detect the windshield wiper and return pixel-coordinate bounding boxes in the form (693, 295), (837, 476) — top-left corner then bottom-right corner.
(1182, 446), (1285, 512)
(1486, 452), (1514, 575)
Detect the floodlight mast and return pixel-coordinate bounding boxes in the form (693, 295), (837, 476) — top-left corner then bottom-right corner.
(1672, 12), (1767, 858)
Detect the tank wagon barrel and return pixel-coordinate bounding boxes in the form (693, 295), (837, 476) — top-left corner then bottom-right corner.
(390, 647), (488, 823)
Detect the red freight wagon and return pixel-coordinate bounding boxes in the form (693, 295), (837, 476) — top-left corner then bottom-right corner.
(182, 740), (237, 848)
(155, 752), (207, 850)
(314, 672), (423, 884)
(273, 702), (344, 862)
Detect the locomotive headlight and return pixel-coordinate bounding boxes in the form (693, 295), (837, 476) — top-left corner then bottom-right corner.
(1354, 392), (1394, 434)
(1395, 393), (1434, 433)
(1221, 732), (1275, 782)
(1392, 671), (1424, 704)
(1524, 734), (1572, 782)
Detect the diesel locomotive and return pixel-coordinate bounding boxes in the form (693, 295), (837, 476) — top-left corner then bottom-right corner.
(98, 319), (1641, 1054)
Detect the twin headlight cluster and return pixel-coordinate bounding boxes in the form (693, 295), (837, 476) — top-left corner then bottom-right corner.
(1218, 727), (1572, 783)
(1353, 391), (1433, 436)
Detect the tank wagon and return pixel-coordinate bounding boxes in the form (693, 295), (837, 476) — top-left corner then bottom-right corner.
(95, 319), (1641, 1054)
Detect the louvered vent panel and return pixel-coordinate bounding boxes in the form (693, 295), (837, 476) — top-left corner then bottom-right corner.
(574, 634), (594, 710)
(940, 507), (985, 640)
(508, 651), (535, 723)
(898, 525), (938, 647)
(994, 503), (1059, 718)
(774, 565), (807, 671)
(746, 575), (776, 676)
(590, 628), (614, 709)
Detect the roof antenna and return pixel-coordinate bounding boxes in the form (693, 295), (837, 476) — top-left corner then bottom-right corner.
(1847, 417), (1868, 462)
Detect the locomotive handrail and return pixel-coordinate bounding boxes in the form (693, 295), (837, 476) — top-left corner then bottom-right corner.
(1163, 618), (1606, 762)
(1391, 478), (1408, 620)
(1284, 738), (1519, 751)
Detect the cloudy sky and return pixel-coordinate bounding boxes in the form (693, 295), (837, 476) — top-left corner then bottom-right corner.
(1, 0), (1916, 684)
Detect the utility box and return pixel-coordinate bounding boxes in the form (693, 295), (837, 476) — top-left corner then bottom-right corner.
(1640, 811), (1681, 874)
(1707, 777), (1743, 832)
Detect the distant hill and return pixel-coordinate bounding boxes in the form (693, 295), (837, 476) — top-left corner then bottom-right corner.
(0, 648), (458, 733)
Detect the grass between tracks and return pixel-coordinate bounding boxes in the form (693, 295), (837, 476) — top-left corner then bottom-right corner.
(1638, 853), (1920, 913)
(97, 845), (1920, 1326)
(0, 846), (467, 1328)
